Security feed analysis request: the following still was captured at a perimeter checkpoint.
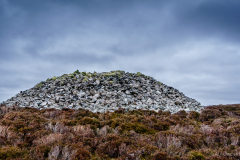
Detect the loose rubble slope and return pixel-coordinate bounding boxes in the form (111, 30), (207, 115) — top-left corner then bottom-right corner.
(2, 70), (203, 113)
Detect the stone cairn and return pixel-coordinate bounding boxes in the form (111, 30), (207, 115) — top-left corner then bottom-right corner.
(1, 70), (204, 113)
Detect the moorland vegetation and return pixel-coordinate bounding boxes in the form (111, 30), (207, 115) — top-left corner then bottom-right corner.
(0, 104), (240, 159)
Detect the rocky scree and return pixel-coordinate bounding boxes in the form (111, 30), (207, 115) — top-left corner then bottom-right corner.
(2, 70), (204, 113)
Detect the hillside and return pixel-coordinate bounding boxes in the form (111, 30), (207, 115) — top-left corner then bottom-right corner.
(2, 70), (203, 113)
(2, 70), (235, 159)
(0, 104), (240, 159)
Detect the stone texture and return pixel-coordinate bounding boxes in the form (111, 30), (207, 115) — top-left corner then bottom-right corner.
(1, 71), (204, 113)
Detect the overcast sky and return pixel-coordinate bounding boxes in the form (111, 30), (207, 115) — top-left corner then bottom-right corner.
(1, 0), (240, 106)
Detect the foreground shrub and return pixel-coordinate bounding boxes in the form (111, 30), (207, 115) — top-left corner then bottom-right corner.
(34, 145), (51, 159)
(96, 134), (123, 158)
(73, 147), (91, 160)
(0, 104), (239, 159)
(199, 109), (222, 122)
(0, 147), (28, 159)
(119, 122), (156, 134)
(188, 151), (206, 160)
(189, 111), (200, 120)
(152, 151), (168, 160)
(153, 122), (170, 131)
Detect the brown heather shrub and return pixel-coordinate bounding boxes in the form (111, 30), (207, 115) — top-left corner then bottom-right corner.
(34, 145), (51, 159)
(189, 111), (200, 120)
(42, 108), (61, 119)
(119, 122), (156, 134)
(153, 122), (170, 131)
(0, 104), (240, 159)
(98, 125), (114, 137)
(175, 110), (188, 117)
(80, 117), (100, 127)
(170, 124), (197, 135)
(0, 105), (20, 116)
(152, 151), (168, 160)
(72, 125), (94, 138)
(231, 124), (240, 134)
(140, 144), (159, 159)
(96, 134), (123, 158)
(200, 124), (214, 134)
(162, 111), (171, 116)
(46, 121), (70, 134)
(33, 133), (64, 146)
(72, 147), (91, 160)
(0, 146), (28, 159)
(199, 109), (222, 122)
(188, 150), (206, 160)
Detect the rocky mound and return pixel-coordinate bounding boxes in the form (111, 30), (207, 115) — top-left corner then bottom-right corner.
(2, 70), (203, 113)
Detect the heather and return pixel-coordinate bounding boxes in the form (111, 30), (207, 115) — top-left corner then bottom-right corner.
(0, 104), (240, 159)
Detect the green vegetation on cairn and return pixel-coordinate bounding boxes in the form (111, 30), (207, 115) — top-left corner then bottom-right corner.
(35, 82), (43, 88)
(44, 70), (163, 84)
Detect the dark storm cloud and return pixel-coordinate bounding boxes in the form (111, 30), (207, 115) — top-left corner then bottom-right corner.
(174, 0), (240, 42)
(1, 0), (240, 105)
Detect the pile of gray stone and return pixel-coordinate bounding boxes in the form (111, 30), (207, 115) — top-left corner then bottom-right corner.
(1, 70), (204, 113)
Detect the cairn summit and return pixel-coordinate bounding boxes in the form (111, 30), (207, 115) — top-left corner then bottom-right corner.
(2, 70), (203, 113)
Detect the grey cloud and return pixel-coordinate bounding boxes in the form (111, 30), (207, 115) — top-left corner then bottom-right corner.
(1, 0), (240, 106)
(174, 0), (240, 42)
